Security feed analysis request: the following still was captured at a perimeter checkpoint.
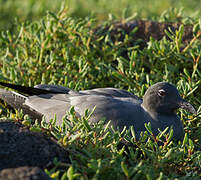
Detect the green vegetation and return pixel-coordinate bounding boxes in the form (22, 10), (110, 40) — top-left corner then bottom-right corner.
(1, 0), (201, 31)
(0, 1), (201, 179)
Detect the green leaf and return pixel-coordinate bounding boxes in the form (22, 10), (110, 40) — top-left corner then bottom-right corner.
(67, 166), (74, 180)
(188, 138), (194, 149)
(144, 122), (153, 135)
(164, 148), (173, 159)
(131, 126), (136, 141)
(167, 128), (174, 142)
(61, 172), (67, 180)
(121, 161), (129, 177)
(182, 133), (188, 147)
(82, 118), (92, 131)
(29, 126), (42, 132)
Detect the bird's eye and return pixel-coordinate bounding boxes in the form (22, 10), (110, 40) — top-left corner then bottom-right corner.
(158, 89), (166, 97)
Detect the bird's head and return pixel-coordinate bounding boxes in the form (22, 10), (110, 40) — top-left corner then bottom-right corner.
(142, 82), (196, 115)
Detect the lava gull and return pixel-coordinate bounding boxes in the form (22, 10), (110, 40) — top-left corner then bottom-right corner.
(0, 81), (196, 140)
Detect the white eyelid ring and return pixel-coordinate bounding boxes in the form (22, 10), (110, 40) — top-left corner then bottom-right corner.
(158, 89), (166, 97)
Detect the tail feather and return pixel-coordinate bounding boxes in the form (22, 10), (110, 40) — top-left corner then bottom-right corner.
(0, 89), (43, 120)
(0, 89), (26, 110)
(0, 81), (62, 96)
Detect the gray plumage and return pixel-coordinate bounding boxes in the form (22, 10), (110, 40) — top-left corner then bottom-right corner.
(0, 81), (196, 141)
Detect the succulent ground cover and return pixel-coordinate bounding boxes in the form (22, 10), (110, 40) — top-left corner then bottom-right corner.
(0, 3), (201, 180)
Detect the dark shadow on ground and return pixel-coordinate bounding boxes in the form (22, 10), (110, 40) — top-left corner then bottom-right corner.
(0, 120), (70, 179)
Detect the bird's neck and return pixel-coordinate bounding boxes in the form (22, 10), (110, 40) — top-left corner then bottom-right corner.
(141, 100), (158, 114)
(141, 103), (176, 122)
(141, 103), (158, 120)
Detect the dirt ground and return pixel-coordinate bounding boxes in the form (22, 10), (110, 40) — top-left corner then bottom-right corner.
(0, 167), (52, 180)
(0, 120), (69, 179)
(94, 20), (201, 49)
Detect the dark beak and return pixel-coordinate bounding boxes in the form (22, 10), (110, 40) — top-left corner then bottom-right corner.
(178, 99), (197, 115)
